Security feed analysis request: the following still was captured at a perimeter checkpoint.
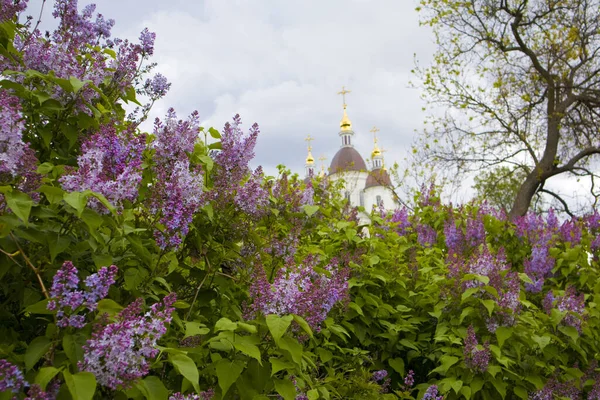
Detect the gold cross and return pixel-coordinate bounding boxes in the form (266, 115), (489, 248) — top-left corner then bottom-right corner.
(319, 155), (327, 172)
(370, 126), (380, 144)
(337, 86), (351, 107)
(305, 134), (314, 151)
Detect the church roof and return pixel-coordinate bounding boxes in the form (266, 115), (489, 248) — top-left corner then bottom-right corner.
(365, 167), (391, 188)
(329, 147), (367, 174)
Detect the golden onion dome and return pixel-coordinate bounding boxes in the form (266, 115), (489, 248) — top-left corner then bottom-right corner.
(371, 146), (381, 158)
(306, 150), (315, 164)
(340, 106), (352, 131)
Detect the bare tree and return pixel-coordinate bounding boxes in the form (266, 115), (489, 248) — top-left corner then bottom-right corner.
(414, 0), (600, 217)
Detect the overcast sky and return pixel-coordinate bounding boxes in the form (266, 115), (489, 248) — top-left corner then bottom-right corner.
(27, 0), (436, 180)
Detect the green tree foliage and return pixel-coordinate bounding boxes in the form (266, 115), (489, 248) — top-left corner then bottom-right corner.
(414, 0), (600, 218)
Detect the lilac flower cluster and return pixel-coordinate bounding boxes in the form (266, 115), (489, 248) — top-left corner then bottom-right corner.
(417, 223), (437, 247)
(0, 0), (28, 22)
(466, 216), (486, 247)
(0, 359), (25, 393)
(247, 256), (349, 330)
(79, 293), (176, 389)
(371, 370), (388, 382)
(47, 261), (118, 328)
(444, 218), (464, 258)
(530, 375), (581, 400)
(560, 219), (582, 246)
(209, 115), (269, 218)
(148, 109), (204, 249)
(422, 385), (444, 400)
(144, 73), (171, 100)
(24, 383), (59, 400)
(0, 91), (28, 178)
(390, 207), (411, 236)
(543, 287), (586, 333)
(0, 91), (41, 207)
(60, 124), (145, 213)
(404, 370), (415, 387)
(586, 211), (600, 251)
(169, 389), (214, 400)
(463, 326), (490, 373)
(515, 211), (560, 292)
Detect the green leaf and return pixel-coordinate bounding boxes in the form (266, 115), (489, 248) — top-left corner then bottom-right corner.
(69, 76), (88, 93)
(215, 359), (244, 396)
(184, 321), (210, 338)
(316, 348), (332, 363)
(96, 299), (123, 316)
(34, 367), (60, 390)
(64, 191), (88, 217)
(208, 127), (221, 139)
(237, 322), (257, 334)
(430, 355), (459, 375)
(303, 205), (319, 217)
(138, 376), (169, 400)
(388, 358), (405, 375)
(307, 389), (319, 400)
(278, 336), (303, 365)
(170, 353), (200, 393)
(233, 335), (262, 365)
(63, 334), (85, 365)
(266, 314), (293, 343)
(63, 371), (96, 400)
(480, 299), (495, 317)
(124, 267), (149, 290)
(348, 302), (364, 316)
(47, 233), (70, 262)
(38, 185), (65, 204)
(532, 334), (551, 350)
(24, 299), (54, 315)
(292, 314), (313, 338)
(274, 378), (296, 400)
(25, 336), (51, 370)
(215, 317), (238, 332)
(495, 326), (513, 348)
(514, 386), (529, 399)
(559, 325), (579, 343)
(269, 358), (295, 376)
(5, 189), (33, 223)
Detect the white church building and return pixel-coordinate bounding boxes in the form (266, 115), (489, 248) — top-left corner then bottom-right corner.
(304, 87), (397, 216)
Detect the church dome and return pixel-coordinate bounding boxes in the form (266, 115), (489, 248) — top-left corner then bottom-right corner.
(365, 168), (391, 188)
(329, 147), (367, 174)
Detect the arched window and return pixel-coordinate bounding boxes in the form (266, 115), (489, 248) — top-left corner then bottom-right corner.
(376, 195), (382, 207)
(360, 191), (365, 207)
(345, 191), (351, 202)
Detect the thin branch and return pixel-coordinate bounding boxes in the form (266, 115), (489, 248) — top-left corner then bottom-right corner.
(9, 233), (49, 299)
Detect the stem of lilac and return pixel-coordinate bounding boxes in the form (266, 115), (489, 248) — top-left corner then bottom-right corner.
(186, 255), (211, 321)
(9, 233), (50, 299)
(24, 0), (47, 47)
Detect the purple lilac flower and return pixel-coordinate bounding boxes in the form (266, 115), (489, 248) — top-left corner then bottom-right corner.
(444, 219), (464, 257)
(390, 207), (411, 236)
(417, 223), (437, 247)
(300, 180), (315, 206)
(371, 370), (388, 382)
(559, 219), (582, 246)
(79, 293), (176, 390)
(423, 385), (444, 400)
(0, 91), (27, 178)
(466, 216), (486, 247)
(47, 261), (118, 328)
(0, 0), (28, 22)
(554, 287), (586, 333)
(463, 326), (490, 373)
(247, 256), (349, 330)
(404, 370), (415, 387)
(234, 167), (269, 218)
(208, 115), (269, 218)
(139, 28), (156, 55)
(169, 389), (214, 400)
(530, 375), (580, 400)
(144, 73), (170, 100)
(60, 124), (146, 213)
(523, 245), (554, 293)
(24, 383), (55, 400)
(0, 359), (25, 393)
(149, 109), (204, 249)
